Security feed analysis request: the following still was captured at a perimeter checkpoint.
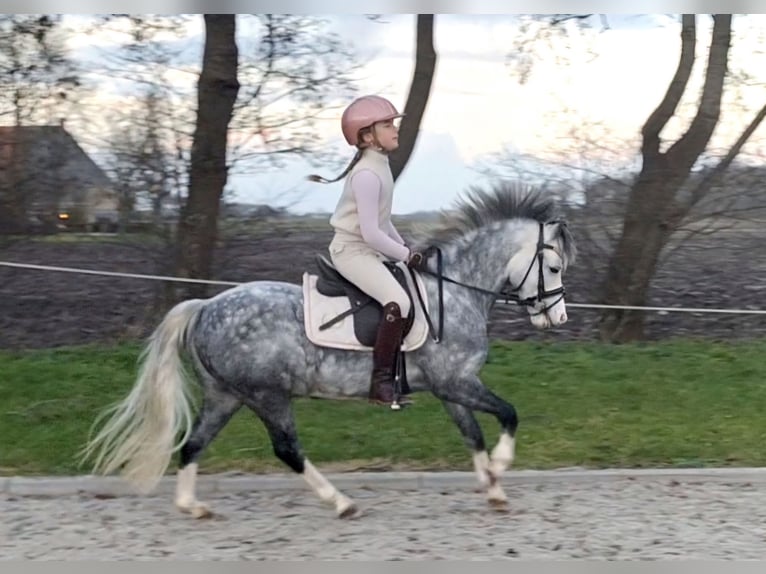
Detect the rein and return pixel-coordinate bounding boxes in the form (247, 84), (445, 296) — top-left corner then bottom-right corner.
(408, 222), (565, 343)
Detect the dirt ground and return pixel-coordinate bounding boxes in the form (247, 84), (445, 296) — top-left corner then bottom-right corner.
(1, 222), (765, 350)
(4, 474), (766, 560)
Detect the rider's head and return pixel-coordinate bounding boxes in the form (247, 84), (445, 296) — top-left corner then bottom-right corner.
(307, 95), (405, 184)
(341, 95), (404, 152)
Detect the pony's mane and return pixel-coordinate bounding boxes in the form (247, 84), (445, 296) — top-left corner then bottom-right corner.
(423, 180), (577, 266)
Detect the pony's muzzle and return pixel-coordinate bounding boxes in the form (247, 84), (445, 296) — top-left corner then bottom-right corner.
(529, 299), (567, 329)
(547, 304), (568, 326)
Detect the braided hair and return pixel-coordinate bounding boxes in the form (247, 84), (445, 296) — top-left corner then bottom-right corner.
(306, 148), (364, 184)
(307, 125), (377, 184)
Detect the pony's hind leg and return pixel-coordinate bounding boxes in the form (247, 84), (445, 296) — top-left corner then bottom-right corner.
(244, 394), (357, 518)
(175, 386), (242, 518)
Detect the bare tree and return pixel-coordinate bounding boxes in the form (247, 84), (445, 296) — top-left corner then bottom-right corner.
(82, 14), (195, 228)
(481, 18), (635, 277)
(500, 14), (766, 341)
(79, 14), (371, 305)
(390, 14), (437, 181)
(597, 15), (766, 342)
(228, 14), (359, 174)
(0, 15), (79, 235)
(174, 14), (240, 301)
(105, 89), (180, 236)
(0, 15), (79, 124)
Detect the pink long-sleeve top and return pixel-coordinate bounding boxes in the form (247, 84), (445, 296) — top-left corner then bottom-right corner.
(350, 169), (410, 261)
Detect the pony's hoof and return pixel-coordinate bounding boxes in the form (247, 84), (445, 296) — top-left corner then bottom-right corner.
(487, 481), (508, 512)
(337, 503), (359, 519)
(191, 504), (213, 519)
(177, 501), (213, 519)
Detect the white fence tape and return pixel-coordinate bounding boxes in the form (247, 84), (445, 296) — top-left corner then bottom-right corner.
(0, 261), (241, 287)
(2, 260), (765, 316)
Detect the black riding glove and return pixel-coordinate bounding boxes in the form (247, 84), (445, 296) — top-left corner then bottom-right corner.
(406, 249), (426, 270)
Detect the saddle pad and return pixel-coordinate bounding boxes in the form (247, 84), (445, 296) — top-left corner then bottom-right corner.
(302, 265), (431, 352)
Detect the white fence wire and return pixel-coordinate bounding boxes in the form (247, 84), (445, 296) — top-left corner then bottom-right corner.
(2, 260), (765, 316)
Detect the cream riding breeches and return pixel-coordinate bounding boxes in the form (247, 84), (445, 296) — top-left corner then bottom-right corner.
(328, 239), (411, 317)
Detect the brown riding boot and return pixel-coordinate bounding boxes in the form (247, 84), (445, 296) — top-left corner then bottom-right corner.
(369, 302), (411, 408)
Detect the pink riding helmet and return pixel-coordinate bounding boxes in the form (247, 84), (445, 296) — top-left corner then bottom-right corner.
(341, 95), (405, 146)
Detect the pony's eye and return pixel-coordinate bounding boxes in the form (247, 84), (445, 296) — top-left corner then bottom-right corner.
(549, 267), (561, 274)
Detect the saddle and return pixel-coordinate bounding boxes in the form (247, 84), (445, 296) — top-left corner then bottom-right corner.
(313, 254), (415, 347)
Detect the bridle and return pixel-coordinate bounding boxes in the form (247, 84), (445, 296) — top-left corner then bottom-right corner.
(506, 221), (566, 315)
(408, 222), (566, 343)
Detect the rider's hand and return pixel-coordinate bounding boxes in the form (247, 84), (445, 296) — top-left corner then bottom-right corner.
(406, 249), (425, 270)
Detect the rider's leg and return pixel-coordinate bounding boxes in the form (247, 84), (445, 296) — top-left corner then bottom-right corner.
(328, 243), (411, 406)
(367, 301), (409, 406)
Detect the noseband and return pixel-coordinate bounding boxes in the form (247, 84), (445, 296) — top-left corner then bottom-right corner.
(408, 222), (566, 342)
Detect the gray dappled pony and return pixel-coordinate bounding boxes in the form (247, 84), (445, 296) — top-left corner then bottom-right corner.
(82, 181), (576, 519)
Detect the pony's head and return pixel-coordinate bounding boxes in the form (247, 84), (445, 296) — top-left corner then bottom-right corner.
(431, 181), (576, 329)
(505, 217), (574, 329)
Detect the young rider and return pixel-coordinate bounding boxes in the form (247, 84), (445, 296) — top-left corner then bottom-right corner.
(308, 95), (424, 407)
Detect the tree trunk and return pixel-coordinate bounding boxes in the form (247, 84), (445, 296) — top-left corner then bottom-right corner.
(598, 14), (732, 342)
(173, 14), (239, 301)
(389, 14), (436, 181)
(598, 174), (674, 341)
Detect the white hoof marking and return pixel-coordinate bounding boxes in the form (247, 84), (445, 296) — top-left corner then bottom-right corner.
(490, 433), (515, 476)
(303, 459), (356, 516)
(488, 481), (507, 502)
(175, 463), (213, 518)
(472, 451), (491, 486)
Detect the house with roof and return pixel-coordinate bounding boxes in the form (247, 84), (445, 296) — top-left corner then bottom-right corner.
(0, 124), (119, 232)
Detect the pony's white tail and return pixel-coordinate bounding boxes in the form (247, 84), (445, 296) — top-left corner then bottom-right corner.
(81, 298), (206, 494)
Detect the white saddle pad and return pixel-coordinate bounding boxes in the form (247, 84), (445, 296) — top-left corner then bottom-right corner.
(302, 263), (431, 352)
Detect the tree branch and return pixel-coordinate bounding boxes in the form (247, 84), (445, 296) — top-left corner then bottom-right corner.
(390, 14), (436, 181)
(666, 14), (732, 169)
(676, 100), (766, 215)
(641, 14), (697, 159)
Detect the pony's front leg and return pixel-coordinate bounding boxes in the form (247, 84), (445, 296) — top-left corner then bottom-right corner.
(440, 400), (510, 507)
(437, 376), (519, 507)
(489, 429), (516, 479)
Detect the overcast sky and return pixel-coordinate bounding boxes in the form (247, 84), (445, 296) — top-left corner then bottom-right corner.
(63, 14), (766, 214)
